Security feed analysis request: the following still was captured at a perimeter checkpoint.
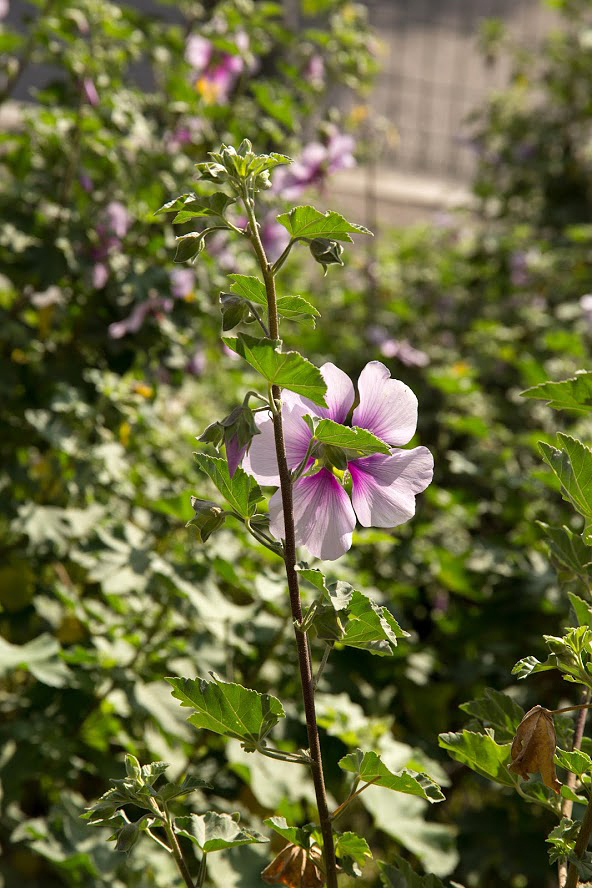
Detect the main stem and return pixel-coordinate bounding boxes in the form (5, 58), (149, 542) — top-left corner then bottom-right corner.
(150, 802), (194, 888)
(566, 791), (592, 888)
(561, 690), (591, 888)
(244, 194), (338, 888)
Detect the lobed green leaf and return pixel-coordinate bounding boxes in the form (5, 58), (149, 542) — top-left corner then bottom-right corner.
(175, 812), (268, 852)
(539, 435), (592, 543)
(222, 333), (327, 407)
(277, 205), (372, 243)
(523, 373), (592, 412)
(194, 453), (262, 518)
(167, 674), (285, 743)
(339, 749), (444, 802)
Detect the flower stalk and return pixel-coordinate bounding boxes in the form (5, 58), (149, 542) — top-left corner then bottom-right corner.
(241, 187), (339, 888)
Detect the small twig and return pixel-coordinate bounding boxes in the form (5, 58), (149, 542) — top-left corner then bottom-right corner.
(256, 744), (312, 765)
(313, 643), (334, 690)
(330, 778), (379, 821)
(552, 702), (592, 715)
(271, 238), (296, 275)
(244, 299), (270, 337)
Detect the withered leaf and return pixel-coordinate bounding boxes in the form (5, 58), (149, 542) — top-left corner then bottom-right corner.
(261, 843), (324, 888)
(508, 705), (561, 793)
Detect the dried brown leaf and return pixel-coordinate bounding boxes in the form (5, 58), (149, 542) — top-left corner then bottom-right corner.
(508, 704), (561, 793)
(261, 843), (324, 888)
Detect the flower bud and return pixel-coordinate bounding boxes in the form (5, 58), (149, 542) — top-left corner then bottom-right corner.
(188, 498), (226, 542)
(309, 238), (344, 275)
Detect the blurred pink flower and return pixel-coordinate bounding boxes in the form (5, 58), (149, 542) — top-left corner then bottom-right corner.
(91, 202), (131, 289)
(108, 295), (173, 339)
(273, 126), (356, 200)
(304, 54), (325, 89)
(260, 216), (291, 262)
(186, 346), (206, 376)
(244, 361), (433, 560)
(185, 34), (212, 70)
(185, 32), (248, 104)
(379, 338), (429, 368)
(81, 77), (99, 107)
(170, 268), (195, 300)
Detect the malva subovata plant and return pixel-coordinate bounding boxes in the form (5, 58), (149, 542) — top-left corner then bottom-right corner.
(85, 141), (440, 887)
(440, 371), (592, 888)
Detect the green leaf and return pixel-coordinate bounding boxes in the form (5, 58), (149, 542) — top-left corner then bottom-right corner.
(335, 832), (373, 867)
(0, 633), (71, 687)
(228, 275), (319, 327)
(378, 857), (448, 888)
(539, 523), (592, 592)
(167, 674), (285, 743)
(546, 818), (580, 864)
(275, 295), (320, 327)
(222, 334), (327, 407)
(438, 730), (515, 787)
(567, 850), (592, 880)
(228, 274), (267, 305)
(296, 565), (353, 610)
(194, 454), (262, 518)
(312, 418), (390, 457)
(363, 794), (458, 877)
(523, 373), (592, 412)
(459, 688), (524, 743)
(175, 812), (268, 852)
(277, 205), (372, 243)
(539, 436), (592, 542)
(568, 592), (592, 629)
(157, 776), (212, 802)
(173, 194), (236, 224)
(174, 232), (206, 263)
(341, 590), (408, 655)
(263, 816), (310, 849)
(555, 747), (592, 777)
(338, 749), (444, 802)
(512, 654), (559, 680)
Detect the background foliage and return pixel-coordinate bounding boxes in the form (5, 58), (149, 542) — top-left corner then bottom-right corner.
(2, 0), (592, 886)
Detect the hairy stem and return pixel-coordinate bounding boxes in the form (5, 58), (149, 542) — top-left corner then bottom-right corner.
(559, 690), (591, 888)
(566, 790), (592, 888)
(162, 809), (195, 888)
(243, 190), (338, 888)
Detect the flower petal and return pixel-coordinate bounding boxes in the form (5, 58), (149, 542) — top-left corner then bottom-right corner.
(350, 447), (433, 528)
(243, 402), (312, 486)
(352, 361), (418, 445)
(269, 468), (356, 561)
(283, 363), (354, 424)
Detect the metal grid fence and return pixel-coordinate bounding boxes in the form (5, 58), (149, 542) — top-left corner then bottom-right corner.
(365, 0), (557, 180)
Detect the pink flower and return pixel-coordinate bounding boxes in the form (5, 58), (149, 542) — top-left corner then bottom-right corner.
(272, 126), (356, 200)
(81, 77), (99, 107)
(185, 35), (212, 71)
(243, 362), (433, 560)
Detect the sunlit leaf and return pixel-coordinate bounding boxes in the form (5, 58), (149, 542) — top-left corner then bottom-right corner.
(338, 749), (444, 802)
(175, 812), (268, 852)
(277, 205), (371, 243)
(167, 674), (285, 743)
(222, 334), (327, 407)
